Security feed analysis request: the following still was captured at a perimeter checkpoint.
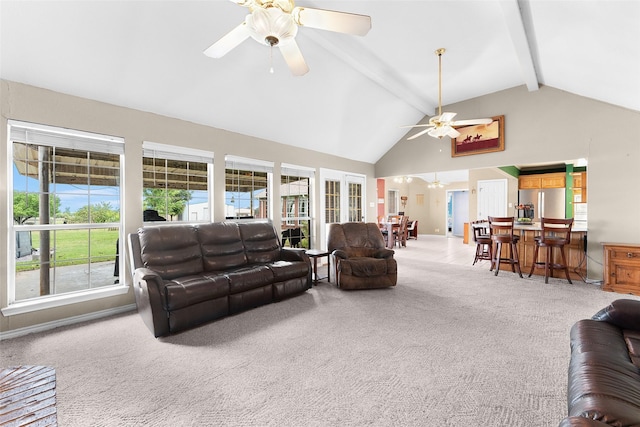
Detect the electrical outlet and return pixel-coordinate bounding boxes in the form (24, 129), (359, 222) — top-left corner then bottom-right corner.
(435, 228), (440, 233)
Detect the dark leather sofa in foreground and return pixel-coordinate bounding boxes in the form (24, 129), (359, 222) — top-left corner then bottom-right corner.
(559, 299), (640, 427)
(128, 221), (311, 337)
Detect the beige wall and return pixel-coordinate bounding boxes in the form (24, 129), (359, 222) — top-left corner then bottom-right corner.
(0, 80), (376, 334)
(376, 85), (640, 280)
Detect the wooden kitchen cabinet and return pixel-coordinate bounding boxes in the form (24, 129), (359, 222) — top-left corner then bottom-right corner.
(603, 243), (640, 295)
(516, 228), (586, 281)
(541, 172), (565, 188)
(519, 172), (566, 189)
(572, 172), (587, 202)
(519, 176), (541, 189)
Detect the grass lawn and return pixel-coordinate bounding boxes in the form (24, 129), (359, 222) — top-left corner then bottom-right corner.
(16, 228), (119, 271)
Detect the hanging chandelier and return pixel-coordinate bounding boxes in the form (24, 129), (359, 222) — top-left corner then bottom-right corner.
(428, 173), (444, 188)
(393, 176), (413, 184)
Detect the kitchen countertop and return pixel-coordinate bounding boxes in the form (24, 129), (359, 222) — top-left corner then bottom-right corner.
(513, 223), (587, 232)
(471, 222), (587, 233)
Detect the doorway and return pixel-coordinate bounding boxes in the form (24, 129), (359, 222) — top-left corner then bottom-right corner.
(319, 169), (366, 249)
(446, 190), (469, 237)
(477, 179), (508, 219)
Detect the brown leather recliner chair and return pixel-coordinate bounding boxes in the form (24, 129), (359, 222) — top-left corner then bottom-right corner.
(327, 222), (397, 289)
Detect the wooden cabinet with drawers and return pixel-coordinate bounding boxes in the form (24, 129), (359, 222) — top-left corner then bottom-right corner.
(603, 243), (640, 295)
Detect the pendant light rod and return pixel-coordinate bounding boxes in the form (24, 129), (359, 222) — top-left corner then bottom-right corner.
(435, 48), (445, 117)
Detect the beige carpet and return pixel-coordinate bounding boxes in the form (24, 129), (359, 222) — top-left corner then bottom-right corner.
(1, 236), (635, 426)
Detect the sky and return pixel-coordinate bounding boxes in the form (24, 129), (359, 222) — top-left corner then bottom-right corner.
(13, 164), (121, 213)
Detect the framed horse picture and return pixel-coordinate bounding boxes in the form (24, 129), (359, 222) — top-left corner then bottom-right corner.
(451, 115), (504, 157)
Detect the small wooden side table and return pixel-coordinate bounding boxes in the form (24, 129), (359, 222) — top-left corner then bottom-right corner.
(306, 249), (330, 285)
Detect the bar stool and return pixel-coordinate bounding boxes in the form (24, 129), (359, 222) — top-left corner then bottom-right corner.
(488, 216), (522, 277)
(528, 217), (574, 284)
(471, 220), (492, 265)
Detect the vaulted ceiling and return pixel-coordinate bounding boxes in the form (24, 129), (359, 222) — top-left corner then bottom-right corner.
(2, 1), (639, 164)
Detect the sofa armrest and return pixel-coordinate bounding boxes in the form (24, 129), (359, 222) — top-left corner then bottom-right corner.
(592, 299), (640, 330)
(372, 248), (395, 258)
(332, 249), (349, 260)
(280, 247), (309, 263)
(558, 416), (613, 427)
(133, 268), (170, 337)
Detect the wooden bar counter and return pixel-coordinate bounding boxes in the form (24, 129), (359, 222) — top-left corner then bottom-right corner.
(512, 224), (587, 281)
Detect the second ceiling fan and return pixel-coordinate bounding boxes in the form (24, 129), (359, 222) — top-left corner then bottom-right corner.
(405, 48), (493, 140)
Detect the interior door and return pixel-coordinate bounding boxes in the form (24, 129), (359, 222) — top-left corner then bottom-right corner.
(477, 179), (507, 219)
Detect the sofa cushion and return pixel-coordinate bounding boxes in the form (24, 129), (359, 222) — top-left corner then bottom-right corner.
(226, 265), (274, 294)
(624, 330), (640, 368)
(339, 257), (394, 277)
(162, 274), (229, 311)
(138, 225), (203, 279)
(239, 222), (281, 264)
(267, 260), (309, 282)
(197, 222), (247, 271)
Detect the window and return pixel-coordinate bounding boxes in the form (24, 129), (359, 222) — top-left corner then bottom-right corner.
(7, 121), (125, 308)
(142, 142), (213, 223)
(387, 189), (399, 216)
(225, 156), (273, 219)
(324, 179), (340, 224)
(281, 164), (313, 248)
(348, 181), (362, 222)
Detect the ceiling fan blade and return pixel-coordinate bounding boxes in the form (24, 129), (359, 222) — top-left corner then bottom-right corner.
(229, 0), (253, 7)
(451, 118), (493, 126)
(203, 22), (250, 58)
(447, 128), (461, 138)
(279, 40), (309, 76)
(438, 112), (457, 123)
(293, 7), (371, 36)
(407, 127), (434, 141)
(400, 124), (433, 129)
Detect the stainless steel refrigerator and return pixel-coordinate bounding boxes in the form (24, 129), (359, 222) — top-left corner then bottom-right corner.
(518, 188), (566, 221)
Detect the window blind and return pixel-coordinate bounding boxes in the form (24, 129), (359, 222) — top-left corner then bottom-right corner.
(9, 120), (124, 154)
(143, 141), (214, 164)
(225, 155), (273, 173)
(281, 163), (315, 178)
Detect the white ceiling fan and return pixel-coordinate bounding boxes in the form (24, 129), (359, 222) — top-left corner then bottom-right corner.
(203, 0), (371, 76)
(404, 48), (493, 140)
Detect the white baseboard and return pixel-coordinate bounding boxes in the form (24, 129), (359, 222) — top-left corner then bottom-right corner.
(0, 304), (137, 341)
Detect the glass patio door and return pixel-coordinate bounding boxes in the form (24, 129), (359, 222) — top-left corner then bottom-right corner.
(319, 169), (366, 249)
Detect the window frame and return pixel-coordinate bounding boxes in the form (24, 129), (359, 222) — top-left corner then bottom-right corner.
(142, 141), (214, 224)
(3, 120), (128, 316)
(280, 164), (314, 248)
(224, 155), (274, 220)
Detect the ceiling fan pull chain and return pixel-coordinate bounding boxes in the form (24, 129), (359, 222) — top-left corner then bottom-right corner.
(269, 45), (275, 74)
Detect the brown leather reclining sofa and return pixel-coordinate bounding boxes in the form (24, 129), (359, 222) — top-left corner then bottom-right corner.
(559, 299), (640, 427)
(128, 221), (311, 337)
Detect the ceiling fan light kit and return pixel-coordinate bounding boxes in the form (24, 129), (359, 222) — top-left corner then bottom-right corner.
(405, 48), (492, 141)
(204, 0), (371, 76)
